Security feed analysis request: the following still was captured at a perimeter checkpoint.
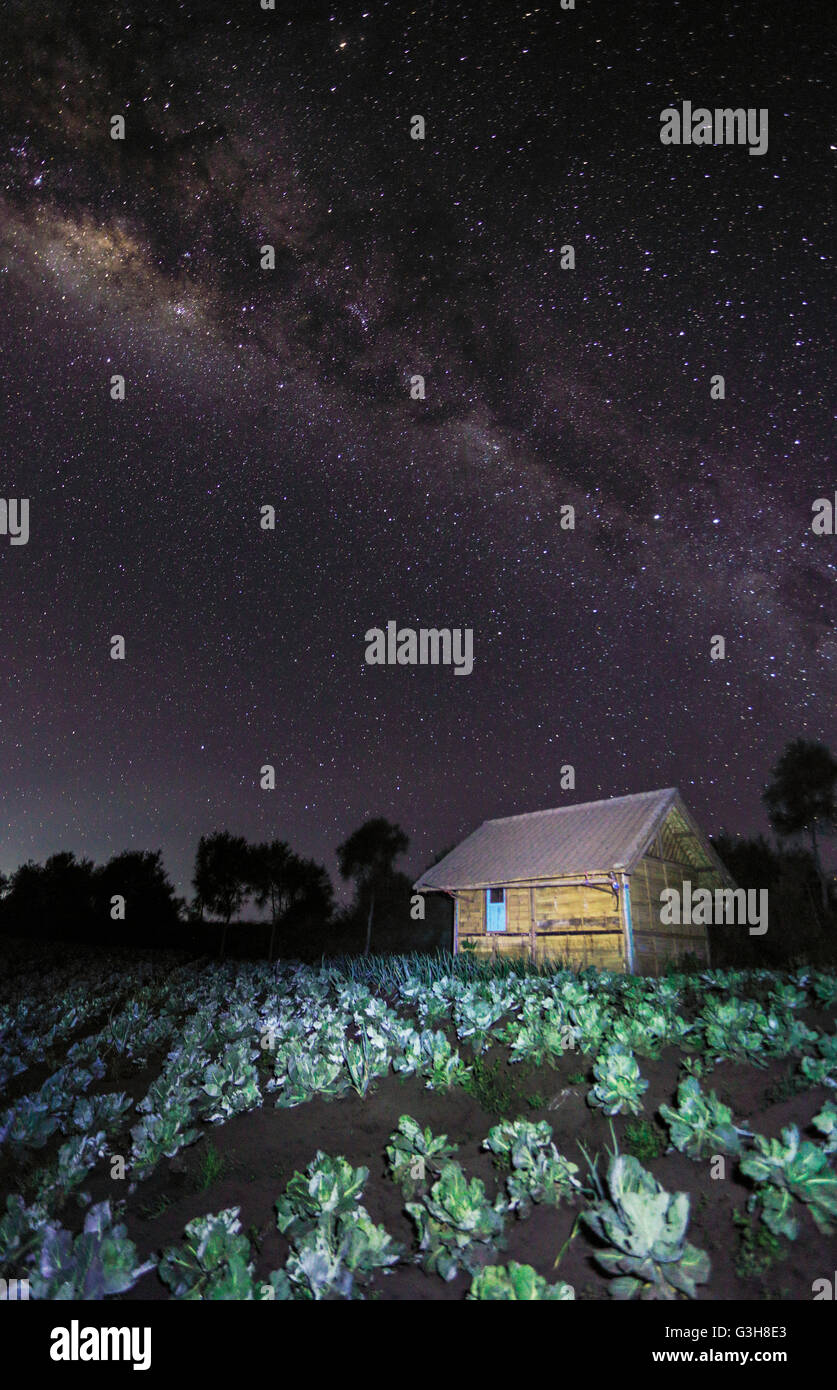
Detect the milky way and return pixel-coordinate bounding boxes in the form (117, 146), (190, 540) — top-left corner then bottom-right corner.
(1, 0), (834, 897)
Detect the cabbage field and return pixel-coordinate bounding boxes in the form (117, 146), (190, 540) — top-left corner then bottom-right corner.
(2, 945), (837, 1301)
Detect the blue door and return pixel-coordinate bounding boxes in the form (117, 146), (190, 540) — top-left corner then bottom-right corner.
(486, 887), (506, 933)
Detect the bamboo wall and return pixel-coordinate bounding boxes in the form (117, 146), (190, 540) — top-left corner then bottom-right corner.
(455, 882), (625, 971)
(630, 853), (714, 973)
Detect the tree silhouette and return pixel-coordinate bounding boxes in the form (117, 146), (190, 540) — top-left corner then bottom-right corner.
(248, 840), (291, 961)
(248, 840), (334, 960)
(282, 855), (334, 933)
(0, 853), (96, 942)
(336, 817), (408, 955)
(764, 739), (837, 911)
(94, 849), (180, 945)
(193, 831), (250, 956)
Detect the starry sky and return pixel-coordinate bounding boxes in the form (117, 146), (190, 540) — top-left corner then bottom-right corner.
(1, 0), (834, 902)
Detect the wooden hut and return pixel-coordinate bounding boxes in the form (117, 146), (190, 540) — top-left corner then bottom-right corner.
(413, 788), (735, 975)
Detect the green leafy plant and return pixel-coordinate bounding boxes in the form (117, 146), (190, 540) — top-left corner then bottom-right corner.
(274, 1153), (402, 1299)
(467, 1262), (575, 1300)
(341, 1028), (390, 1098)
(278, 1209), (402, 1300)
(483, 1119), (581, 1214)
(505, 1001), (577, 1068)
(799, 1055), (837, 1089)
(68, 1092), (132, 1135)
(658, 1077), (745, 1159)
(30, 1201), (155, 1299)
(393, 1029), (467, 1089)
(273, 1049), (349, 1107)
(130, 1102), (201, 1179)
(581, 1153), (710, 1300)
(199, 1041), (262, 1121)
(461, 1054), (523, 1115)
(700, 996), (769, 1066)
(732, 1208), (788, 1284)
(454, 990), (514, 1053)
(406, 1161), (506, 1281)
(623, 1117), (667, 1163)
(275, 1152), (369, 1239)
(138, 1193), (176, 1222)
(811, 1101), (837, 1154)
(588, 1045), (648, 1116)
(740, 1125), (837, 1238)
(812, 973), (837, 1008)
(34, 1131), (109, 1206)
(385, 1116), (458, 1195)
(192, 1141), (226, 1192)
(0, 1194), (49, 1271)
(159, 1207), (256, 1299)
(0, 1099), (61, 1155)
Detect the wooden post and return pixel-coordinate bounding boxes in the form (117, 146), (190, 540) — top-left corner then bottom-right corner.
(529, 886), (536, 964)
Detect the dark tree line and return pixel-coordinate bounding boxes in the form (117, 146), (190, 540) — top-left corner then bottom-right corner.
(0, 817), (452, 960)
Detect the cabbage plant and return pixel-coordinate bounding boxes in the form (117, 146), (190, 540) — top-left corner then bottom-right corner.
(467, 1262), (575, 1300)
(199, 1040), (262, 1121)
(29, 1201), (155, 1299)
(393, 1029), (466, 1089)
(812, 1101), (837, 1154)
(483, 1119), (581, 1214)
(386, 1115), (458, 1195)
(273, 1048), (349, 1107)
(699, 997), (769, 1066)
(406, 1161), (506, 1281)
(0, 1099), (61, 1154)
(658, 1078), (745, 1160)
(34, 1131), (109, 1207)
(588, 1044), (648, 1116)
(130, 1102), (201, 1179)
(453, 986), (514, 1053)
(812, 973), (837, 1008)
(582, 1154), (710, 1300)
(68, 1092), (132, 1136)
(276, 1152), (370, 1240)
(274, 1153), (402, 1299)
(342, 1028), (391, 1097)
(159, 1207), (256, 1299)
(0, 1194), (51, 1268)
(799, 1056), (837, 1088)
(278, 1208), (402, 1300)
(504, 1000), (576, 1068)
(740, 1125), (837, 1238)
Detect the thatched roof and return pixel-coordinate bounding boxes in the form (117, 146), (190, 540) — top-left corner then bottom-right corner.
(414, 788), (724, 891)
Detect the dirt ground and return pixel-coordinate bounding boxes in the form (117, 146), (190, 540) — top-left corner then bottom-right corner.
(87, 1018), (837, 1301)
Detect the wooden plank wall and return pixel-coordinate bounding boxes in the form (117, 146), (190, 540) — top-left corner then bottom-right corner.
(456, 883), (625, 971)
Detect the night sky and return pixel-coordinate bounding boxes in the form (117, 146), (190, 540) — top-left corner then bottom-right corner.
(1, 0), (834, 902)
